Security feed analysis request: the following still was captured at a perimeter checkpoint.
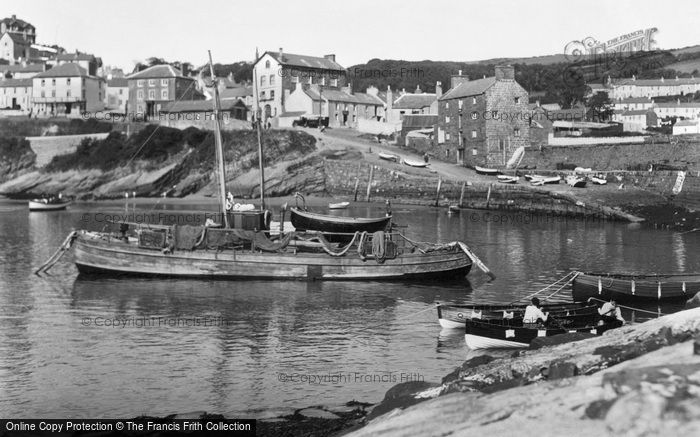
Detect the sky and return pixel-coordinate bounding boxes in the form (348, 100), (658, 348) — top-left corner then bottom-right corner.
(7, 0), (700, 72)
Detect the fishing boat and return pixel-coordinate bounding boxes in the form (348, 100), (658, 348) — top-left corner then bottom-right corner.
(565, 175), (587, 188)
(328, 201), (350, 210)
(571, 271), (700, 303)
(28, 196), (72, 211)
(474, 165), (501, 176)
(437, 302), (598, 329)
(37, 51), (491, 282)
(403, 158), (429, 168)
(497, 175), (519, 184)
(378, 152), (399, 162)
(530, 175), (561, 186)
(464, 318), (620, 349)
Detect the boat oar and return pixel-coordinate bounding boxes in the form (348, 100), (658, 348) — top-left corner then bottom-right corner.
(456, 242), (496, 280)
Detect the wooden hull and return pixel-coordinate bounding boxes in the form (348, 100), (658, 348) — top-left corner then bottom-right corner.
(29, 200), (71, 211)
(378, 153), (398, 162)
(437, 302), (595, 329)
(464, 318), (617, 350)
(403, 159), (429, 168)
(572, 272), (699, 303)
(72, 232), (472, 280)
(475, 166), (501, 175)
(289, 208), (391, 234)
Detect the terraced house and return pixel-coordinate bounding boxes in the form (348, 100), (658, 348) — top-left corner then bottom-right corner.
(0, 78), (32, 110)
(31, 63), (105, 116)
(127, 64), (202, 119)
(436, 65), (530, 167)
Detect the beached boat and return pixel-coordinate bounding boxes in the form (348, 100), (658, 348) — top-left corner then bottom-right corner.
(464, 318), (620, 349)
(590, 175), (608, 185)
(37, 52), (490, 283)
(378, 152), (399, 162)
(474, 165), (501, 176)
(565, 175), (587, 188)
(437, 302), (598, 329)
(403, 158), (429, 168)
(497, 175), (519, 184)
(571, 271), (700, 303)
(530, 175), (561, 186)
(28, 197), (72, 211)
(328, 201), (350, 210)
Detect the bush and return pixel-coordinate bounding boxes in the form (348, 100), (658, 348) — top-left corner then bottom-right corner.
(0, 136), (34, 162)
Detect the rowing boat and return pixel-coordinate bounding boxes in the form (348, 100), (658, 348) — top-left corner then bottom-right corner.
(475, 165), (501, 175)
(565, 175), (587, 188)
(29, 198), (72, 211)
(289, 207), (391, 234)
(378, 152), (399, 162)
(328, 201), (350, 210)
(438, 302), (597, 329)
(571, 271), (700, 303)
(464, 317), (620, 349)
(497, 175), (519, 184)
(403, 158), (429, 168)
(530, 175), (561, 186)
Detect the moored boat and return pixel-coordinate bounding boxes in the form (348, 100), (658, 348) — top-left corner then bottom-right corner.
(29, 197), (72, 211)
(447, 205), (460, 215)
(437, 302), (597, 329)
(464, 317), (620, 349)
(475, 165), (501, 176)
(289, 207), (391, 234)
(565, 175), (587, 188)
(571, 271), (700, 303)
(378, 152), (399, 162)
(590, 175), (608, 185)
(328, 201), (350, 210)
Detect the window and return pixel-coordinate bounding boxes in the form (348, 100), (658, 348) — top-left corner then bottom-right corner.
(265, 60), (270, 69)
(260, 91), (266, 100)
(492, 110), (498, 118)
(471, 130), (477, 138)
(472, 148), (478, 156)
(331, 78), (338, 87)
(148, 79), (155, 86)
(161, 79), (168, 86)
(41, 79), (45, 86)
(269, 75), (275, 85)
(119, 89), (123, 95)
(51, 90), (55, 97)
(445, 102), (449, 110)
(161, 89), (168, 100)
(148, 90), (155, 99)
(321, 77), (326, 86)
(445, 116), (450, 123)
(472, 97), (477, 104)
(446, 133), (450, 140)
(514, 128), (520, 137)
(52, 79), (56, 86)
(514, 97), (520, 104)
(260, 76), (266, 86)
(471, 112), (478, 120)
(458, 99), (463, 109)
(41, 90), (45, 97)
(137, 90), (144, 100)
(137, 80), (144, 87)
(67, 78), (71, 85)
(270, 90), (275, 99)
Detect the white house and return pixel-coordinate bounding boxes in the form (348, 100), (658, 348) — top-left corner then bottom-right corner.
(673, 119), (700, 135)
(32, 63), (105, 116)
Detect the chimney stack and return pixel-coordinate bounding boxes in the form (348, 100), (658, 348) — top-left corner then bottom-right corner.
(279, 47), (284, 62)
(324, 54), (336, 62)
(495, 65), (515, 81)
(436, 81), (442, 99)
(386, 85), (393, 112)
(450, 71), (469, 89)
(415, 84), (421, 94)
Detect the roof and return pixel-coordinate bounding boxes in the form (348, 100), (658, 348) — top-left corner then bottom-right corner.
(220, 86), (252, 99)
(655, 102), (700, 108)
(0, 63), (45, 73)
(107, 78), (128, 87)
(0, 16), (34, 29)
(553, 121), (615, 129)
(34, 63), (88, 78)
(2, 32), (31, 45)
(402, 114), (438, 128)
(56, 52), (96, 62)
(617, 97), (653, 103)
(675, 120), (698, 127)
(0, 78), (32, 87)
(622, 109), (654, 116)
(263, 51), (344, 71)
(128, 64), (188, 80)
(160, 99), (244, 113)
(609, 77), (700, 87)
(439, 77), (497, 100)
(304, 88), (383, 105)
(392, 93), (437, 109)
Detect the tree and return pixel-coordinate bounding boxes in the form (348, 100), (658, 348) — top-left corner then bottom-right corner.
(586, 92), (613, 122)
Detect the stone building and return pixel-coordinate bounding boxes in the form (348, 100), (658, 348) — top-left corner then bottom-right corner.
(0, 78), (32, 110)
(284, 82), (384, 127)
(436, 65), (530, 167)
(32, 63), (105, 116)
(126, 64), (203, 120)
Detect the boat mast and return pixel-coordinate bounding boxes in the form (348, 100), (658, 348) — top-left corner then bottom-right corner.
(254, 66), (266, 211)
(208, 50), (229, 228)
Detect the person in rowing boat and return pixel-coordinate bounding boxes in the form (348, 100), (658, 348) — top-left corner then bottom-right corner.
(523, 297), (549, 328)
(598, 298), (625, 327)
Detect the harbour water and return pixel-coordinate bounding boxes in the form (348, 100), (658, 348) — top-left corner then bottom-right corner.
(0, 198), (696, 418)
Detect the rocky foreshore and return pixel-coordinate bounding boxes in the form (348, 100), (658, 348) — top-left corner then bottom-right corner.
(342, 306), (700, 437)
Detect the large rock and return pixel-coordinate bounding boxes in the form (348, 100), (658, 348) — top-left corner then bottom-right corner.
(365, 381), (439, 421)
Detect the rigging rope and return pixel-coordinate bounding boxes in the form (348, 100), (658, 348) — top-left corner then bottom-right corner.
(508, 271), (579, 305)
